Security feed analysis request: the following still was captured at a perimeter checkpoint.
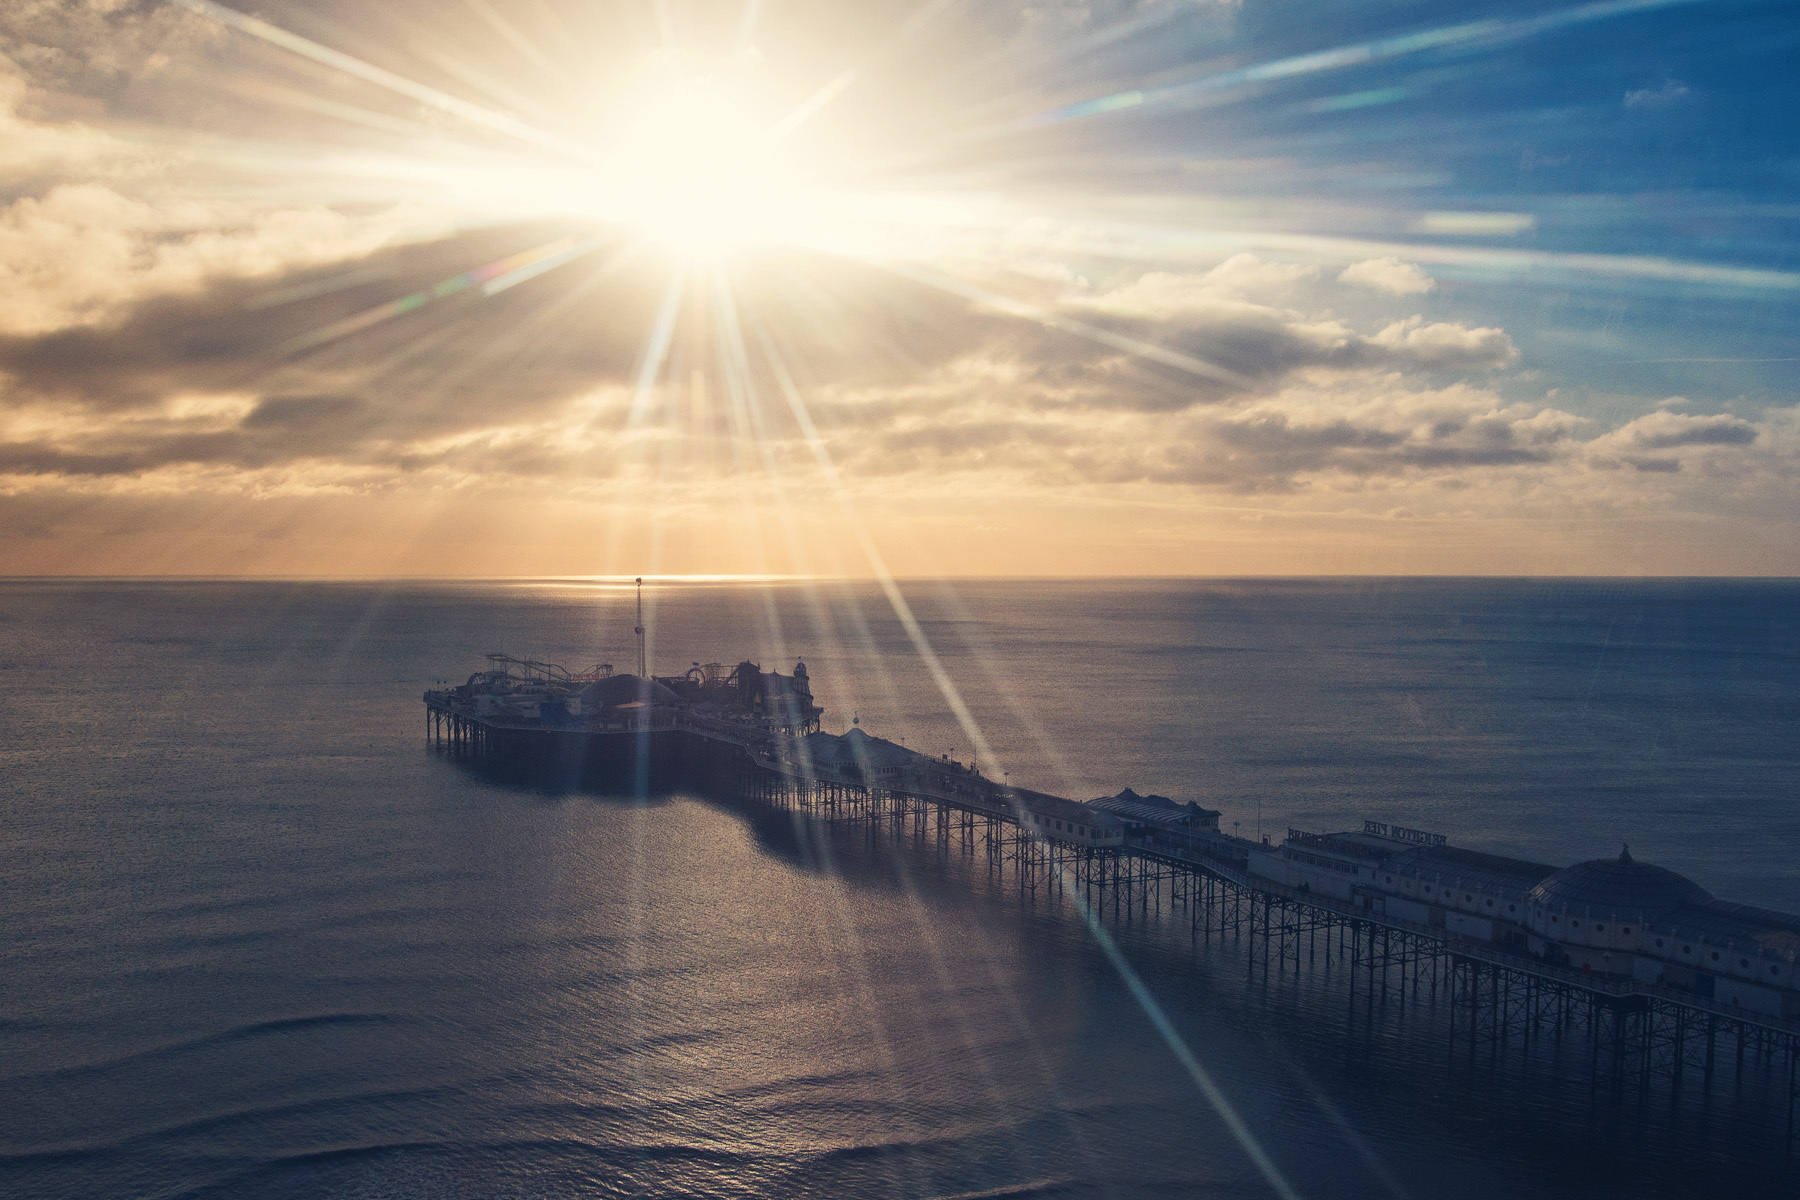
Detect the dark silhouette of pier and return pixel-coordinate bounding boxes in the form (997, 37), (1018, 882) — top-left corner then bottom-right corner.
(425, 683), (1800, 1158)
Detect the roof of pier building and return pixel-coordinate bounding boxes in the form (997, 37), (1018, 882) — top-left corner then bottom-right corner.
(791, 727), (921, 774)
(1386, 845), (1558, 895)
(1007, 788), (1122, 828)
(1089, 789), (1221, 828)
(796, 728), (910, 769)
(798, 731), (854, 768)
(836, 726), (915, 768)
(1527, 847), (1711, 919)
(579, 674), (679, 707)
(1284, 829), (1397, 863)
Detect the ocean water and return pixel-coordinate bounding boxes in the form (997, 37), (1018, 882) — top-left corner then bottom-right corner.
(1, 577), (1795, 1199)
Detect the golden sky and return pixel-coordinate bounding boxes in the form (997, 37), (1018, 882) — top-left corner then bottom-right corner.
(2, 0), (1796, 576)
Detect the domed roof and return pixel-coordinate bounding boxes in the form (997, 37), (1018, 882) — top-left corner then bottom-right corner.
(1528, 846), (1710, 918)
(578, 674), (678, 706)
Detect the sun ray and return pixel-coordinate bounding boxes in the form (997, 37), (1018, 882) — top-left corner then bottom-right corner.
(743, 302), (1321, 1196)
(461, 0), (574, 92)
(169, 0), (594, 159)
(1024, 0), (1711, 131)
(279, 235), (605, 354)
(626, 268), (690, 435)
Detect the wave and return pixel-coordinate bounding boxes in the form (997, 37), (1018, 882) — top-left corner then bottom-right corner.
(0, 1012), (410, 1087)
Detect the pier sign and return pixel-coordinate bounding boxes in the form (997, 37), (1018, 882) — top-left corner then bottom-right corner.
(1364, 820), (1447, 847)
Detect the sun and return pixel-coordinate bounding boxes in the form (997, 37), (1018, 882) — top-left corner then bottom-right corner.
(590, 59), (818, 258)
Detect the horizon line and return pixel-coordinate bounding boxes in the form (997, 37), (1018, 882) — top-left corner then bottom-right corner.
(3, 572), (1799, 583)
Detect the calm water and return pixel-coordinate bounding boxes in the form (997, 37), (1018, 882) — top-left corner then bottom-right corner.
(1, 578), (1796, 1199)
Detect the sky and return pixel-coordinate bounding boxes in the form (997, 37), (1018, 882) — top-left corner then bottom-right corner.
(0, 0), (1796, 577)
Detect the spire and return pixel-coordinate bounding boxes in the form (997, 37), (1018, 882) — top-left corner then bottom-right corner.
(634, 577), (647, 679)
(1619, 842), (1633, 864)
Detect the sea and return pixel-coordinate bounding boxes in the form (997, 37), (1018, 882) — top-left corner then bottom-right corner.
(1, 577), (1795, 1200)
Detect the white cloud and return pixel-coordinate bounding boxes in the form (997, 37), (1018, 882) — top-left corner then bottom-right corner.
(1066, 266), (1518, 384)
(1081, 268), (1293, 323)
(1612, 410), (1757, 450)
(0, 184), (443, 334)
(1625, 79), (1690, 108)
(1198, 252), (1317, 295)
(0, 64), (139, 178)
(0, 45), (453, 337)
(1081, 257), (1315, 322)
(1338, 256), (1436, 295)
(1371, 316), (1518, 369)
(1584, 410), (1759, 472)
(1410, 211), (1535, 237)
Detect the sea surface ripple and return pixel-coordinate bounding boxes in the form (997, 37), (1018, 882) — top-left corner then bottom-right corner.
(1, 578), (1795, 1198)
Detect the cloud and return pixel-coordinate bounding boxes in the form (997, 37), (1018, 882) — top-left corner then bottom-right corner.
(1624, 79), (1690, 108)
(1409, 212), (1535, 237)
(2, 0), (540, 373)
(0, 232), (1065, 485)
(0, 61), (141, 179)
(1369, 316), (1518, 369)
(805, 346), (1791, 513)
(0, 32), (451, 339)
(1583, 409), (1759, 473)
(1197, 252), (1317, 294)
(809, 360), (1595, 493)
(1130, 384), (1583, 491)
(0, 238), (1538, 496)
(1019, 0), (1238, 36)
(1612, 410), (1756, 450)
(0, 213), (1770, 540)
(1071, 260), (1516, 386)
(1338, 257), (1435, 295)
(0, 221), (666, 408)
(240, 394), (368, 429)
(0, 183), (442, 335)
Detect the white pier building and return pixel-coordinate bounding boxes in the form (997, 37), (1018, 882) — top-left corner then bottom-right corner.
(1251, 822), (1799, 1019)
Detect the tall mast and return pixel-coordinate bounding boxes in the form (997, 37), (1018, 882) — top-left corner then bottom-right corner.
(634, 576), (647, 678)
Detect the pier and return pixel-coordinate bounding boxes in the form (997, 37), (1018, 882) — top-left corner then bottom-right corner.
(425, 658), (1800, 1154)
